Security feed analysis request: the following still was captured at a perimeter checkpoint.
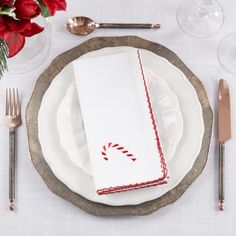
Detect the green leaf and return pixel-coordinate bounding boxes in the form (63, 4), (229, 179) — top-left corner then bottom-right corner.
(36, 0), (51, 17)
(0, 39), (8, 79)
(0, 6), (15, 15)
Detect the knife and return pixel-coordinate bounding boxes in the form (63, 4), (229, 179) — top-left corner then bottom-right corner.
(218, 79), (231, 211)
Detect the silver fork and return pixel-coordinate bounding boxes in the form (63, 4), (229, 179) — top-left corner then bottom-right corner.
(5, 88), (21, 211)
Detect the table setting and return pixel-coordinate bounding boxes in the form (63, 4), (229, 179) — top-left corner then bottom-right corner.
(0, 0), (236, 235)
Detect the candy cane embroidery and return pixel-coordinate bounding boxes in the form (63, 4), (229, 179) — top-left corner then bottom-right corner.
(101, 142), (136, 161)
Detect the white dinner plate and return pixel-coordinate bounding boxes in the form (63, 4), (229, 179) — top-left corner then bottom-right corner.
(38, 47), (204, 206)
(57, 65), (183, 175)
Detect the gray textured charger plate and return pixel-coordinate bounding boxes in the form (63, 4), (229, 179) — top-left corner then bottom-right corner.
(26, 36), (213, 216)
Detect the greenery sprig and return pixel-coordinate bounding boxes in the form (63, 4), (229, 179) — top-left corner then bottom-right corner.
(0, 39), (8, 78)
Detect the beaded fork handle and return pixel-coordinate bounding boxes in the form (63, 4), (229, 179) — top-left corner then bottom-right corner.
(5, 88), (21, 211)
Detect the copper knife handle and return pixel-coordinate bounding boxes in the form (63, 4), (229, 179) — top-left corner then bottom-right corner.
(219, 143), (224, 211)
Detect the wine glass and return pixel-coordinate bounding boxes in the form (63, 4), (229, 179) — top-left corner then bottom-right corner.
(218, 33), (236, 74)
(177, 0), (224, 38)
(8, 17), (52, 74)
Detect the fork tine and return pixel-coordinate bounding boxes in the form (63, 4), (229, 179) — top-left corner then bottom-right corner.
(6, 88), (21, 117)
(6, 89), (8, 115)
(13, 88), (16, 116)
(9, 88), (13, 116)
(16, 88), (20, 115)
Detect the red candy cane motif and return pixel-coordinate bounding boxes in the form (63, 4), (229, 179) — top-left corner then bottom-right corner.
(101, 142), (136, 161)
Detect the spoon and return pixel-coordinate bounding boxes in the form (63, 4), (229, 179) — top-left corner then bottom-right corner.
(65, 16), (161, 36)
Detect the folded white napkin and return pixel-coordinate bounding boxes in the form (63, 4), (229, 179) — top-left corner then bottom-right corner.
(72, 49), (168, 195)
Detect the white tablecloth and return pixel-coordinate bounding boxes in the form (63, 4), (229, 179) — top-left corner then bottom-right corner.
(0, 0), (236, 235)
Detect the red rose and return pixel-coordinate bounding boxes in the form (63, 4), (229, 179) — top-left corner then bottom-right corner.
(14, 0), (41, 20)
(0, 0), (14, 7)
(43, 0), (66, 16)
(0, 15), (44, 57)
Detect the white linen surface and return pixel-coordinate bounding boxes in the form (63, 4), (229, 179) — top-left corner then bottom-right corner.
(73, 50), (167, 194)
(0, 1), (236, 235)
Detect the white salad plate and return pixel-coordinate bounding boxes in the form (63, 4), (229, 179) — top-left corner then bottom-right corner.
(38, 47), (204, 206)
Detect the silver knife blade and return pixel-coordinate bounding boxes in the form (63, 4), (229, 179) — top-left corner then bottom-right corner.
(218, 79), (231, 144)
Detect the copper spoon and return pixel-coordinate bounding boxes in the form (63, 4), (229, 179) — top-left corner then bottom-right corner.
(65, 16), (161, 36)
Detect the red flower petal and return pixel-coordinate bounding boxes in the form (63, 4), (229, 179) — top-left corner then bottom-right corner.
(4, 17), (44, 37)
(0, 0), (14, 7)
(0, 22), (7, 32)
(3, 31), (25, 57)
(43, 0), (66, 16)
(55, 1), (66, 10)
(0, 16), (43, 57)
(14, 0), (41, 20)
(19, 22), (44, 37)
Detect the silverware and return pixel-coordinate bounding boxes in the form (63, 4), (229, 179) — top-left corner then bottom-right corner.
(5, 88), (21, 211)
(218, 79), (231, 211)
(65, 16), (161, 36)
